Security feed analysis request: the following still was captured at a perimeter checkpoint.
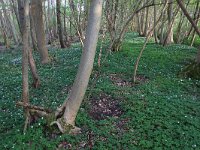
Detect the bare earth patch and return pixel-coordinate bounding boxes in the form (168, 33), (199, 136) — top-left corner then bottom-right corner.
(110, 74), (132, 87)
(89, 93), (123, 120)
(110, 74), (149, 87)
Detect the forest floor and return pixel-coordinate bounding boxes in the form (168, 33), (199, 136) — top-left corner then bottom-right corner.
(0, 33), (200, 149)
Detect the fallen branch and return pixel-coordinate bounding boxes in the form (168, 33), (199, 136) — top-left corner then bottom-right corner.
(16, 101), (52, 113)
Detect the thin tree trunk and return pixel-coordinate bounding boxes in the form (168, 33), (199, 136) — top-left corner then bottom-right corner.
(133, 1), (168, 83)
(176, 0), (200, 63)
(153, 0), (158, 43)
(165, 0), (174, 44)
(56, 0), (66, 48)
(55, 0), (103, 131)
(28, 48), (40, 88)
(21, 0), (30, 133)
(0, 12), (10, 48)
(186, 1), (199, 37)
(176, 0), (200, 36)
(144, 0), (149, 36)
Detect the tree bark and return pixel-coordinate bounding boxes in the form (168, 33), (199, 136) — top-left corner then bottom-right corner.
(165, 0), (174, 44)
(176, 0), (200, 36)
(30, 0), (49, 64)
(176, 0), (200, 63)
(21, 0), (30, 132)
(56, 0), (66, 48)
(144, 0), (149, 36)
(153, 0), (158, 43)
(29, 48), (40, 88)
(61, 0), (103, 127)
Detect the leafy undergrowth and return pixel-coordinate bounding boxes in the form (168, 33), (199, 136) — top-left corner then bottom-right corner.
(0, 34), (200, 149)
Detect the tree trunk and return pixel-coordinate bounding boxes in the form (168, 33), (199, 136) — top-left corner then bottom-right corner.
(18, 0), (40, 88)
(176, 0), (200, 63)
(21, 0), (30, 132)
(1, 0), (19, 45)
(29, 11), (38, 51)
(56, 0), (66, 48)
(30, 0), (49, 64)
(0, 12), (10, 48)
(144, 0), (149, 36)
(176, 0), (200, 36)
(153, 0), (158, 43)
(165, 0), (174, 45)
(61, 0), (103, 127)
(29, 48), (40, 88)
(186, 1), (199, 37)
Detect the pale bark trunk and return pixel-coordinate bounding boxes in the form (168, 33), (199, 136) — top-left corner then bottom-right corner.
(62, 0), (103, 126)
(0, 12), (10, 48)
(136, 13), (142, 35)
(30, 0), (49, 64)
(144, 0), (149, 36)
(0, 0), (18, 44)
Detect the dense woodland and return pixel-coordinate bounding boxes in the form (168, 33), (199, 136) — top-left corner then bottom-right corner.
(0, 0), (200, 149)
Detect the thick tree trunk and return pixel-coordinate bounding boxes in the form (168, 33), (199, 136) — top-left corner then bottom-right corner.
(61, 0), (103, 127)
(30, 0), (49, 64)
(56, 0), (66, 48)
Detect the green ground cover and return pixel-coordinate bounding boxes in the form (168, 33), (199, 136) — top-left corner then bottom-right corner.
(0, 33), (200, 149)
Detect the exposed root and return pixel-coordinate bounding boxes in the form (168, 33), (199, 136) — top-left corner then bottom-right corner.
(17, 101), (81, 135)
(50, 118), (81, 135)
